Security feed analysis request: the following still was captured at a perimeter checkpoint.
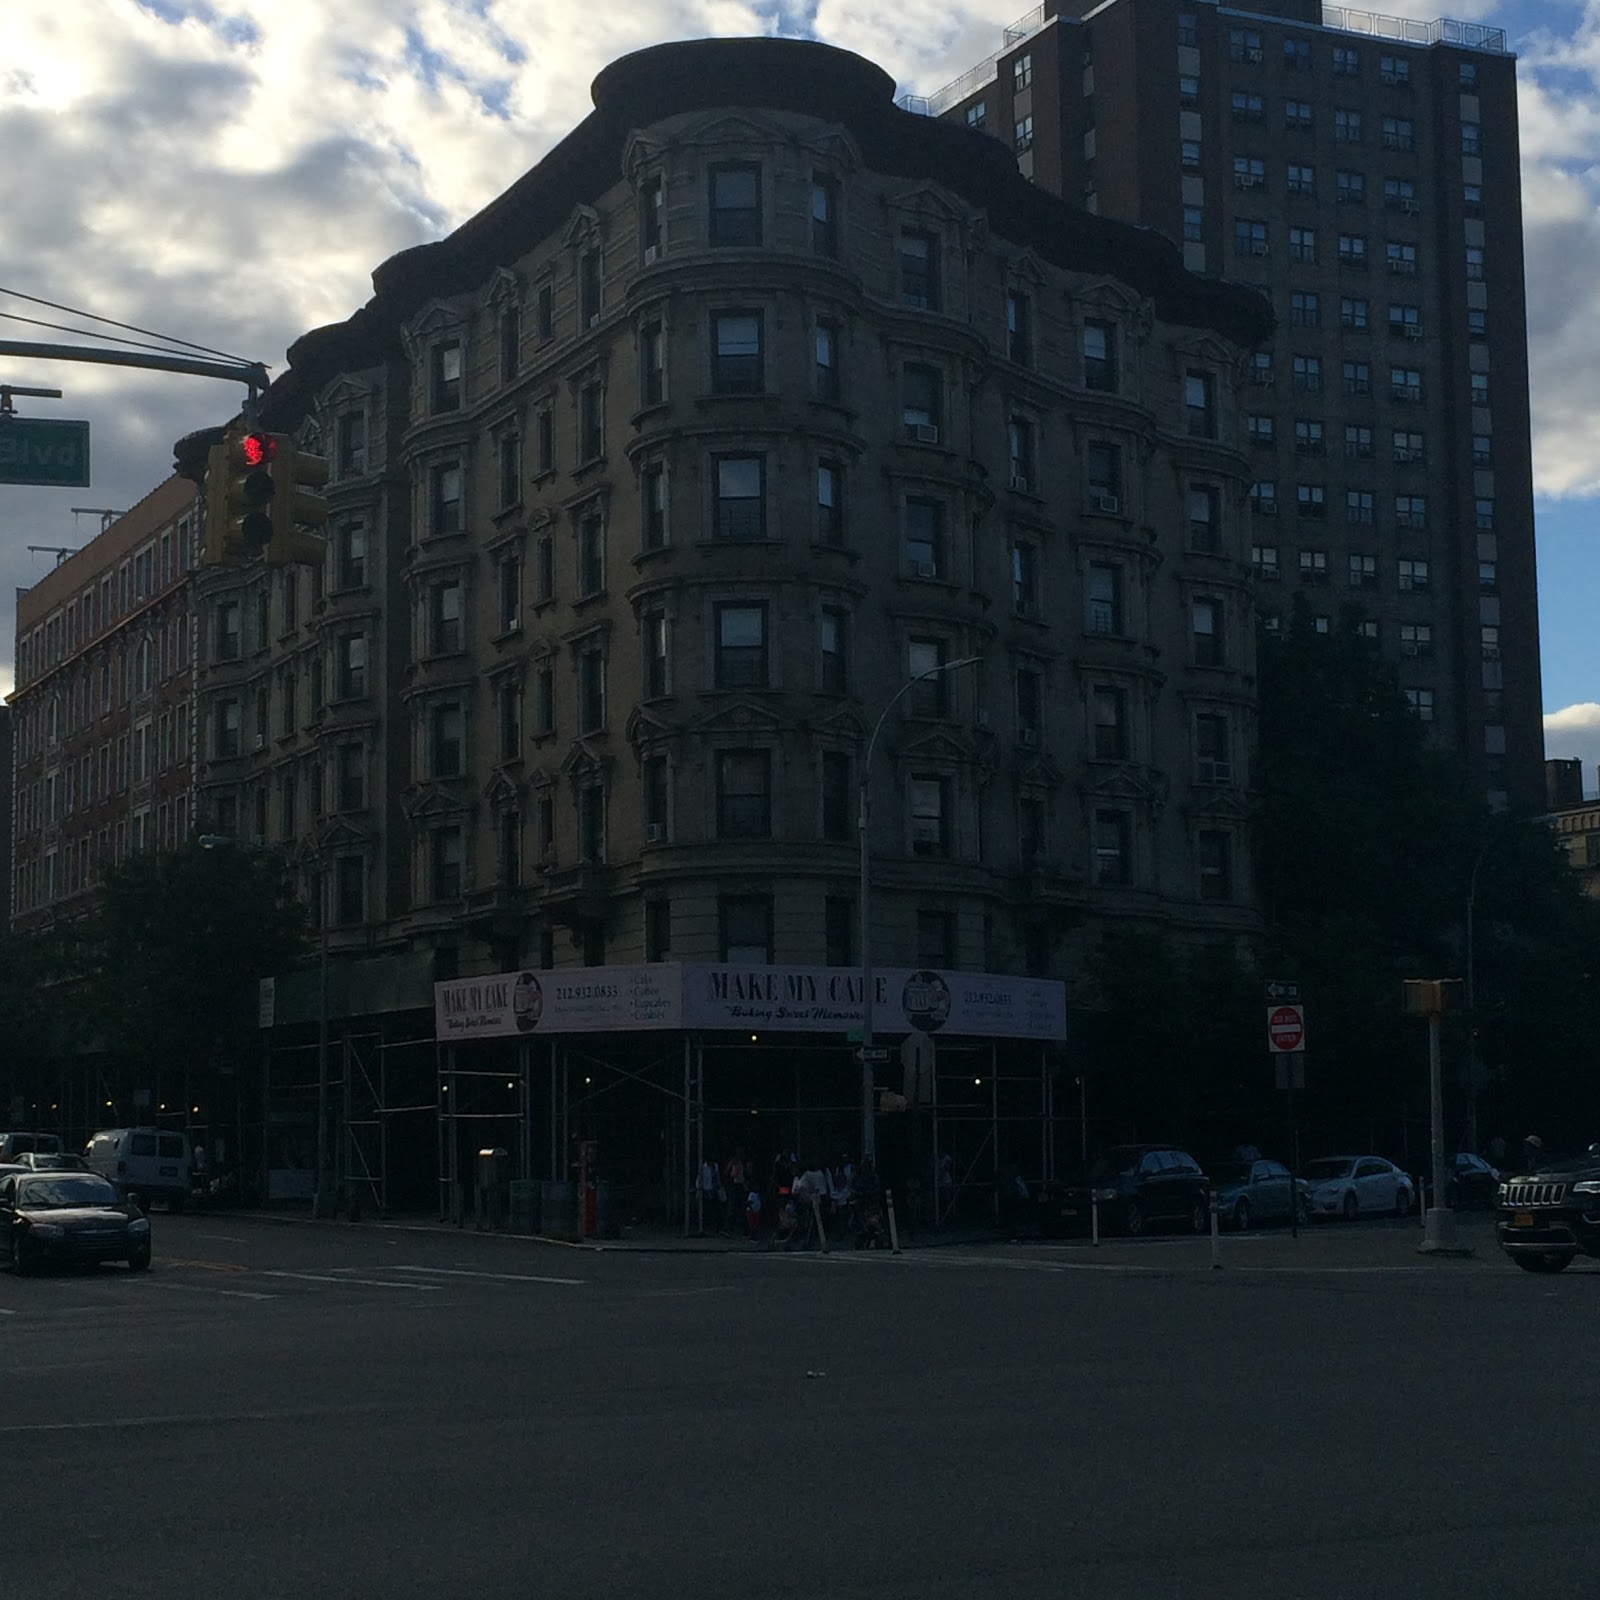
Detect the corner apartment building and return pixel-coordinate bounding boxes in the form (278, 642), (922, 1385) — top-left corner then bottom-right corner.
(9, 477), (201, 929)
(918, 0), (1540, 811)
(181, 34), (1270, 994)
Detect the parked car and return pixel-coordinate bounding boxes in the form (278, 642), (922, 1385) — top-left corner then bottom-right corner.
(1040, 1145), (1210, 1238)
(84, 1127), (193, 1210)
(0, 1132), (63, 1161)
(1210, 1158), (1310, 1230)
(0, 1170), (151, 1273)
(1302, 1155), (1415, 1220)
(1447, 1152), (1501, 1210)
(1497, 1150), (1600, 1272)
(14, 1152), (90, 1172)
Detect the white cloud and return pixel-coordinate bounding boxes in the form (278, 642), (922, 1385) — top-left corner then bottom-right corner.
(1544, 702), (1600, 795)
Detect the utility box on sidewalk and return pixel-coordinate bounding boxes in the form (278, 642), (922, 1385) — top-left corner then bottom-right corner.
(509, 1179), (537, 1233)
(475, 1147), (509, 1231)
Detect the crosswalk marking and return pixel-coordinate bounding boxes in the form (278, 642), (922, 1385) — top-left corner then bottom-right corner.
(380, 1265), (585, 1286)
(255, 1269), (441, 1290)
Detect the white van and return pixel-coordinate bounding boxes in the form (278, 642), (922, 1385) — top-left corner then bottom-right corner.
(85, 1128), (194, 1210)
(0, 1132), (63, 1161)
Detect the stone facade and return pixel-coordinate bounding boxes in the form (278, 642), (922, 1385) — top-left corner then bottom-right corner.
(187, 37), (1271, 986)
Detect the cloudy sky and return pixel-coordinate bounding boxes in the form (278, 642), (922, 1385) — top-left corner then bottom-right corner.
(4, 0), (1600, 776)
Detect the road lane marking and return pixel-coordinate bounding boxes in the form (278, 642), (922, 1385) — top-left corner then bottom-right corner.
(194, 1233), (249, 1242)
(254, 1270), (441, 1290)
(380, 1265), (585, 1286)
(642, 1286), (737, 1298)
(156, 1258), (251, 1274)
(0, 1402), (400, 1437)
(144, 1280), (277, 1301)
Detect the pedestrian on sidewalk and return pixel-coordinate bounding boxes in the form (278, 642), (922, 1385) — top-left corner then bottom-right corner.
(699, 1156), (723, 1235)
(722, 1147), (748, 1237)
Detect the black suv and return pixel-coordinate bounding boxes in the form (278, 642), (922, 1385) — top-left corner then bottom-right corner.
(1040, 1145), (1210, 1238)
(1497, 1153), (1600, 1272)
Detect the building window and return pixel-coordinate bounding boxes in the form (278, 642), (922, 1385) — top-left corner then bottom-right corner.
(1234, 156), (1265, 190)
(1284, 100), (1312, 133)
(822, 751), (851, 843)
(1247, 414), (1275, 446)
(1094, 810), (1131, 885)
(1341, 296), (1369, 330)
(1232, 96), (1263, 128)
(1086, 562), (1123, 635)
(1012, 540), (1038, 613)
(214, 698), (241, 759)
(1198, 831), (1233, 901)
(1008, 414), (1036, 487)
(817, 461), (844, 546)
(966, 102), (987, 130)
(430, 463), (462, 536)
(1379, 53), (1411, 87)
(639, 320), (664, 407)
(579, 382), (604, 462)
(642, 610), (670, 700)
(1006, 290), (1031, 365)
(578, 509), (605, 597)
(907, 637), (948, 717)
(498, 304), (520, 385)
(640, 172), (664, 261)
(1180, 140), (1201, 170)
(429, 580), (463, 656)
(1185, 370), (1216, 437)
(1294, 419), (1325, 456)
(902, 362), (942, 440)
(709, 163), (761, 246)
(1192, 597), (1223, 666)
(1290, 291), (1320, 327)
(900, 229), (940, 309)
(429, 825), (463, 901)
(815, 318), (840, 402)
(336, 633), (366, 699)
(642, 756), (670, 843)
(1292, 355), (1322, 393)
(819, 608), (848, 695)
(535, 281), (554, 341)
(711, 310), (763, 394)
(215, 600), (241, 662)
(909, 775), (950, 858)
(717, 750), (771, 839)
(810, 173), (839, 257)
(430, 341), (461, 412)
(1398, 558), (1429, 593)
(719, 895), (773, 964)
(1015, 668), (1043, 746)
(1349, 552), (1378, 589)
(579, 248), (602, 327)
(1343, 360), (1371, 395)
(1253, 544), (1279, 580)
(1461, 121), (1481, 158)
(534, 662), (556, 735)
(1086, 440), (1122, 508)
(714, 455), (765, 541)
(1392, 429), (1424, 464)
(1404, 688), (1435, 722)
(1399, 622), (1432, 658)
(645, 898), (671, 961)
(497, 551), (521, 634)
(336, 412), (367, 478)
(535, 407), (554, 475)
(1092, 685), (1127, 761)
(1287, 164), (1315, 197)
(1334, 45), (1360, 76)
(1014, 115), (1034, 152)
(578, 782), (606, 864)
(336, 742), (364, 811)
(642, 464), (668, 552)
(430, 701), (463, 777)
(903, 498), (944, 577)
(1346, 490), (1375, 524)
(534, 531), (555, 603)
(1288, 225), (1316, 263)
(716, 604), (767, 689)
(1465, 246), (1485, 282)
(497, 679), (521, 762)
(1297, 484), (1326, 519)
(1182, 206), (1203, 243)
(1179, 75), (1200, 108)
(1083, 321), (1117, 391)
(1188, 485), (1220, 550)
(577, 644), (606, 733)
(1235, 218), (1268, 257)
(1381, 116), (1415, 151)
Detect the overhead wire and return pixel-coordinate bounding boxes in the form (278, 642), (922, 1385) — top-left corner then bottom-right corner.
(0, 284), (254, 364)
(0, 309), (218, 359)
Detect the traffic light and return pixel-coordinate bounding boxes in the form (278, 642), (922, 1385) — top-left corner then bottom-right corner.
(265, 435), (330, 567)
(201, 424), (277, 565)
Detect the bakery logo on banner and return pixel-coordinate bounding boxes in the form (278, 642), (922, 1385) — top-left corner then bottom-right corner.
(901, 970), (952, 1033)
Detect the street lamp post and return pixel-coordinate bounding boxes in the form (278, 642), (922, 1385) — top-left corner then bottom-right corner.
(857, 656), (981, 1165)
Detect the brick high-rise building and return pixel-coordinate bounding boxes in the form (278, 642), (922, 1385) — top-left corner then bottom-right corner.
(916, 0), (1540, 810)
(9, 479), (201, 930)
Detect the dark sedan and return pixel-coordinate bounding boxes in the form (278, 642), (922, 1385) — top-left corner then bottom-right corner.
(0, 1171), (152, 1273)
(1039, 1145), (1210, 1238)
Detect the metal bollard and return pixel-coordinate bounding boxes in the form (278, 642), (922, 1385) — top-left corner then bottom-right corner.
(1210, 1189), (1222, 1270)
(1091, 1197), (1100, 1247)
(886, 1189), (902, 1254)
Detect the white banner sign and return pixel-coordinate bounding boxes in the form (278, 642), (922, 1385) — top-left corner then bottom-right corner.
(434, 964), (682, 1041)
(435, 963), (1065, 1043)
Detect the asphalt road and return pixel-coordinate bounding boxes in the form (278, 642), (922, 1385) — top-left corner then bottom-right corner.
(0, 1211), (1592, 1599)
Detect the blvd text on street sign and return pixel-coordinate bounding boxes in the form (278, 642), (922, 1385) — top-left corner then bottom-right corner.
(0, 416), (91, 486)
(1267, 1004), (1306, 1054)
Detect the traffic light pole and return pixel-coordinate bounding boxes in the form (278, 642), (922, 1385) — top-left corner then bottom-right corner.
(0, 340), (270, 394)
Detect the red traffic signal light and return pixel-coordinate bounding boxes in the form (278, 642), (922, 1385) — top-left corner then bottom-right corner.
(241, 432), (277, 469)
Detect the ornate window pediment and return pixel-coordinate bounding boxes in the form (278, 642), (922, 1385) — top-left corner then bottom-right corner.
(483, 267), (522, 312)
(689, 697), (785, 738)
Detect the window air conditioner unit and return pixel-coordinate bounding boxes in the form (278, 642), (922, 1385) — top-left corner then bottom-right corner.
(1198, 760), (1232, 783)
(645, 822), (667, 843)
(1400, 642), (1419, 657)
(912, 560), (939, 579)
(1401, 198), (1419, 215)
(1403, 324), (1423, 340)
(912, 423), (941, 444)
(976, 709), (992, 728)
(1249, 242), (1269, 257)
(255, 733), (266, 749)
(1010, 474), (1030, 493)
(642, 244), (660, 264)
(1090, 493), (1120, 514)
(587, 312), (601, 328)
(1246, 46), (1263, 62)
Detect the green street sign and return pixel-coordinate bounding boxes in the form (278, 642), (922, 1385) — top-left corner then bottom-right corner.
(0, 417), (91, 486)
